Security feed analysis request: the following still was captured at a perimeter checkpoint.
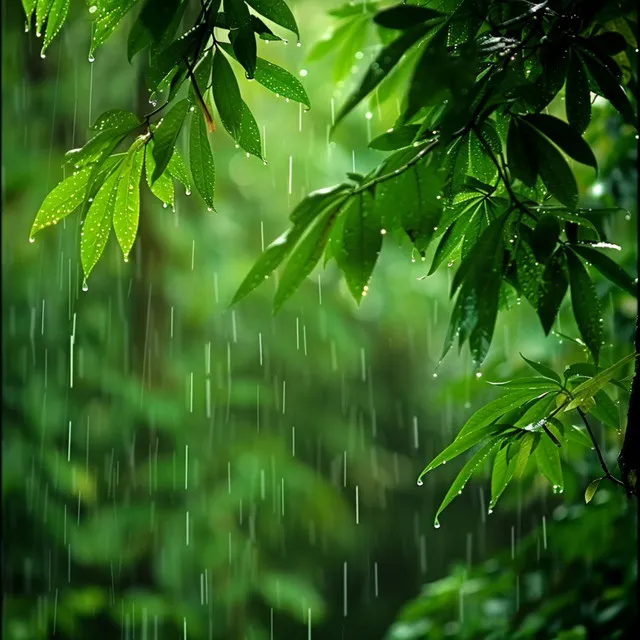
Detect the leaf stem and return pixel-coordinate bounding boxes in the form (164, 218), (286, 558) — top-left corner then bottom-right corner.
(351, 138), (439, 196)
(577, 407), (625, 488)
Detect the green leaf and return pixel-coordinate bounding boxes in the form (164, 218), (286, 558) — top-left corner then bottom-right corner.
(232, 24), (257, 79)
(139, 0), (183, 42)
(35, 0), (53, 35)
(369, 125), (420, 151)
(584, 477), (602, 503)
(42, 0), (69, 51)
(507, 117), (538, 187)
(333, 24), (432, 128)
(245, 0), (299, 38)
(113, 142), (144, 260)
(249, 52), (310, 108)
(489, 440), (518, 510)
(232, 188), (349, 304)
(534, 434), (563, 491)
(566, 51), (591, 134)
(564, 353), (635, 411)
(374, 5), (442, 29)
(429, 218), (466, 274)
(80, 168), (119, 280)
(274, 206), (341, 312)
(375, 153), (443, 254)
(89, 0), (138, 58)
(564, 362), (596, 382)
(571, 244), (637, 297)
(211, 48), (244, 139)
(590, 389), (620, 429)
(523, 114), (597, 170)
(525, 121), (578, 209)
(514, 432), (535, 478)
(151, 99), (189, 183)
(188, 50), (213, 106)
(21, 0), (37, 22)
(488, 377), (559, 391)
(189, 109), (216, 211)
(65, 129), (129, 170)
(519, 354), (562, 385)
(167, 148), (192, 193)
(224, 0), (250, 26)
(29, 167), (93, 239)
(144, 141), (174, 208)
(334, 191), (382, 302)
(530, 214), (561, 263)
(91, 109), (141, 133)
(237, 100), (263, 159)
(251, 16), (281, 42)
(581, 50), (636, 124)
(536, 249), (569, 335)
(433, 439), (500, 526)
(566, 249), (603, 364)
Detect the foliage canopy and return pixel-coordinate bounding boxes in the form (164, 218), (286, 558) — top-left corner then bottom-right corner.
(23, 0), (638, 517)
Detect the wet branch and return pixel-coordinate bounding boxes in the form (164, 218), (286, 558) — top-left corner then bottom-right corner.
(577, 407), (625, 488)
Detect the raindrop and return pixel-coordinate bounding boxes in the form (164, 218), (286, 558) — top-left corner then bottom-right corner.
(475, 371), (482, 378)
(40, 50), (46, 59)
(82, 280), (88, 292)
(163, 203), (168, 208)
(434, 521), (441, 529)
(365, 111), (373, 120)
(88, 54), (95, 63)
(296, 41), (301, 47)
(380, 229), (386, 235)
(185, 189), (191, 196)
(29, 237), (35, 244)
(417, 478), (423, 486)
(89, 5), (98, 13)
(299, 69), (308, 77)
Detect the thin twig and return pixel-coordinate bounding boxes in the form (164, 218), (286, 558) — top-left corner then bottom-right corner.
(577, 407), (625, 488)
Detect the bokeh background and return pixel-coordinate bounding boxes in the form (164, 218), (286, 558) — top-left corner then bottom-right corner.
(2, 1), (638, 638)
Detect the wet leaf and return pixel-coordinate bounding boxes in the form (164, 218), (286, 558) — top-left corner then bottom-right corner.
(514, 432), (535, 478)
(138, 0), (182, 42)
(167, 148), (192, 192)
(489, 440), (518, 509)
(224, 0), (250, 26)
(42, 0), (69, 51)
(113, 142), (144, 260)
(91, 109), (141, 133)
(536, 249), (569, 335)
(374, 5), (442, 29)
(274, 206), (341, 312)
(80, 168), (119, 280)
(334, 191), (382, 302)
(523, 114), (597, 170)
(520, 354), (562, 385)
(369, 125), (420, 151)
(571, 244), (637, 297)
(564, 353), (635, 411)
(89, 0), (139, 58)
(231, 24), (257, 79)
(535, 433), (563, 490)
(30, 167), (93, 239)
(433, 439), (500, 526)
(333, 24), (432, 128)
(189, 108), (215, 210)
(237, 100), (263, 159)
(507, 117), (538, 187)
(530, 214), (561, 264)
(144, 140), (175, 208)
(211, 48), (244, 139)
(151, 98), (189, 183)
(525, 121), (578, 209)
(590, 389), (620, 429)
(584, 477), (603, 503)
(245, 0), (299, 38)
(566, 249), (603, 364)
(566, 51), (591, 134)
(581, 50), (636, 124)
(233, 190), (349, 304)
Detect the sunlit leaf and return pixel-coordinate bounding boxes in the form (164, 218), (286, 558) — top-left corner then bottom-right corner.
(519, 354), (562, 385)
(30, 167), (93, 239)
(584, 477), (603, 503)
(42, 0), (70, 51)
(571, 244), (637, 297)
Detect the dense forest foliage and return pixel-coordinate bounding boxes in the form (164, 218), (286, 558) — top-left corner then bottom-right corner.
(3, 0), (637, 638)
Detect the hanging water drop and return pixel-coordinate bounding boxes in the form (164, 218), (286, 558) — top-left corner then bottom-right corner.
(88, 54), (95, 63)
(416, 478), (423, 486)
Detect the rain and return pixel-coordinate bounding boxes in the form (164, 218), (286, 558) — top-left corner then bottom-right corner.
(2, 1), (638, 639)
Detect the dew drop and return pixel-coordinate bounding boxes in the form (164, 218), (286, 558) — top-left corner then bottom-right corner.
(417, 478), (423, 487)
(82, 280), (89, 292)
(89, 5), (98, 13)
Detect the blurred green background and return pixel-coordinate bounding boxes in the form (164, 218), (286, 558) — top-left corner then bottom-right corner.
(2, 1), (637, 638)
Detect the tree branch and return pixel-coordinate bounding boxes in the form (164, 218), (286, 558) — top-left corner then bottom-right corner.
(577, 407), (625, 488)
